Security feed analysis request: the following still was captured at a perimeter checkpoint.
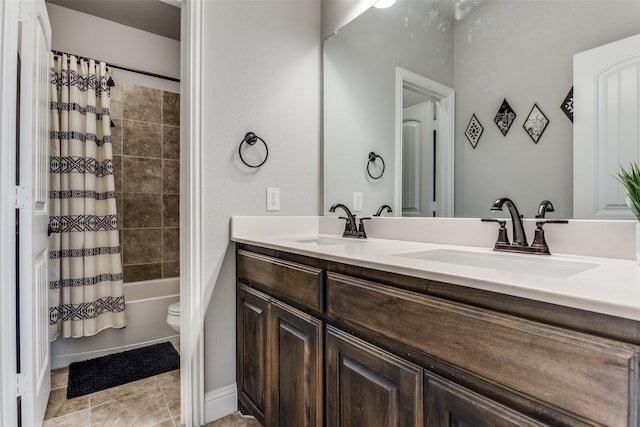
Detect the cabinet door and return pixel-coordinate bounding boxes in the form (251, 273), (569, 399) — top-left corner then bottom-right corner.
(267, 300), (323, 427)
(426, 374), (548, 427)
(326, 326), (423, 427)
(237, 284), (269, 423)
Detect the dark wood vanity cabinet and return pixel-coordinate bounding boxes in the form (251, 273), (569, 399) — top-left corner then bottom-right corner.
(236, 245), (640, 427)
(237, 285), (269, 423)
(267, 299), (322, 427)
(237, 281), (322, 427)
(326, 325), (423, 427)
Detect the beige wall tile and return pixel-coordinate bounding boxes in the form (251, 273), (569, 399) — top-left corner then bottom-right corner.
(162, 262), (180, 278)
(111, 118), (123, 155)
(163, 160), (180, 194)
(163, 228), (179, 262)
(110, 99), (123, 119)
(123, 263), (163, 283)
(116, 193), (123, 230)
(163, 91), (180, 126)
(123, 82), (162, 123)
(113, 155), (122, 193)
(162, 125), (180, 160)
(124, 120), (163, 158)
(163, 194), (179, 227)
(123, 157), (162, 193)
(122, 228), (162, 264)
(123, 193), (162, 228)
(110, 81), (123, 102)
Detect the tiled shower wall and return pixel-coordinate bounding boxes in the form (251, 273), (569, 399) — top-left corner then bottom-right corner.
(110, 81), (180, 283)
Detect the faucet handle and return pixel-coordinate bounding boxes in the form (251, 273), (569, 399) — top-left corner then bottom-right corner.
(481, 218), (510, 246)
(537, 219), (568, 225)
(358, 217), (371, 238)
(531, 220), (568, 253)
(337, 216), (357, 233)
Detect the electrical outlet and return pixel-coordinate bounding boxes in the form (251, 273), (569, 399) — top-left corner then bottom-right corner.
(353, 192), (363, 212)
(266, 188), (280, 211)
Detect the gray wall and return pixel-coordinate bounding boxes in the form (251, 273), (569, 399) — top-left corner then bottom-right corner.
(322, 0), (375, 39)
(46, 3), (179, 90)
(454, 0), (640, 218)
(324, 0), (454, 216)
(201, 0), (321, 392)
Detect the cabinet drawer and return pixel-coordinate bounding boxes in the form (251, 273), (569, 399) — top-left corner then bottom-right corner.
(238, 250), (323, 312)
(326, 272), (640, 426)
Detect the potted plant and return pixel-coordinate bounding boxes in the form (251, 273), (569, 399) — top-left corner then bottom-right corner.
(615, 163), (640, 263)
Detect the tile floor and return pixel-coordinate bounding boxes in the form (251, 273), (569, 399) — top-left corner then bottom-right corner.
(44, 342), (259, 427)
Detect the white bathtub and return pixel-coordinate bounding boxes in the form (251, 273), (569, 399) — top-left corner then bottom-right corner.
(50, 278), (180, 369)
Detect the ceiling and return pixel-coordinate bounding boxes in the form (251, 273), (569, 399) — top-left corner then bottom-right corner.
(46, 0), (181, 40)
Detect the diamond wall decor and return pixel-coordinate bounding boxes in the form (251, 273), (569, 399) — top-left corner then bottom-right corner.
(494, 99), (516, 136)
(561, 87), (573, 122)
(465, 114), (483, 149)
(523, 103), (549, 144)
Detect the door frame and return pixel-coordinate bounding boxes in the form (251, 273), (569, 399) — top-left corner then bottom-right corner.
(180, 0), (205, 425)
(394, 67), (454, 217)
(0, 0), (206, 425)
(0, 1), (20, 426)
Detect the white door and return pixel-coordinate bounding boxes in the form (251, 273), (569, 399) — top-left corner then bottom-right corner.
(402, 120), (423, 216)
(402, 101), (435, 217)
(574, 33), (640, 219)
(18, 0), (52, 425)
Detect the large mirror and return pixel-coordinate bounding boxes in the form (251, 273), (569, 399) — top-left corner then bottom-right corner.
(323, 0), (640, 219)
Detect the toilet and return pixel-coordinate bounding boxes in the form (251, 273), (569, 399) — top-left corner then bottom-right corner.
(167, 302), (180, 333)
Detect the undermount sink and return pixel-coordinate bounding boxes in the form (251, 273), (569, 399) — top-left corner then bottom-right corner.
(393, 249), (599, 278)
(286, 236), (366, 246)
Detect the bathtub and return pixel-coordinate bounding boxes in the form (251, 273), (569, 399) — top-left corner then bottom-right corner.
(50, 278), (180, 369)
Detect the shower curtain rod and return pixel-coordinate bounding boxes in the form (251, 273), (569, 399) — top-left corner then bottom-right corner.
(51, 49), (180, 83)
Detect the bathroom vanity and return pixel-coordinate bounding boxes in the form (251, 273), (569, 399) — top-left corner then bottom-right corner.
(232, 217), (640, 427)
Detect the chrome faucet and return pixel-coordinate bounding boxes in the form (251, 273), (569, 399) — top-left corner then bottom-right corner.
(482, 198), (567, 255)
(329, 203), (369, 238)
(491, 197), (528, 247)
(374, 204), (393, 216)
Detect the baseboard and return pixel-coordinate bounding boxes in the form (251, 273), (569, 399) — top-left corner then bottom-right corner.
(204, 383), (238, 423)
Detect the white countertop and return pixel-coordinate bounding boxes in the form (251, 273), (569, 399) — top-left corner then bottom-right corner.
(231, 217), (640, 321)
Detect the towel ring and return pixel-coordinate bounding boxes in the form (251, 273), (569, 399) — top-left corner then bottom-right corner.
(367, 152), (385, 180)
(239, 132), (269, 168)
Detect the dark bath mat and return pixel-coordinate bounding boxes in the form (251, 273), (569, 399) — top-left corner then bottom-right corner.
(66, 341), (179, 399)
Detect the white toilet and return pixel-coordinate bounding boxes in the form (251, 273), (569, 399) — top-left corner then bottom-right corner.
(167, 302), (181, 333)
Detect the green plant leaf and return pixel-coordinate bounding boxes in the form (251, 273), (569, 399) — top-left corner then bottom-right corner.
(615, 163), (640, 221)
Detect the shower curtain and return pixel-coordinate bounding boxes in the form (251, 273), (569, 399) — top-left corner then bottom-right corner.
(49, 53), (126, 340)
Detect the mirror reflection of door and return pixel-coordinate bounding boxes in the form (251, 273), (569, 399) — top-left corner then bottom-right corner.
(402, 89), (436, 217)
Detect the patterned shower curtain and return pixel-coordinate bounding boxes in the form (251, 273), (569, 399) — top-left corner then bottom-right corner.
(48, 53), (126, 340)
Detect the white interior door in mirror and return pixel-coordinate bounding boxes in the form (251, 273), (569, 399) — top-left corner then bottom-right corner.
(574, 33), (640, 219)
(402, 102), (435, 217)
(395, 67), (454, 218)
